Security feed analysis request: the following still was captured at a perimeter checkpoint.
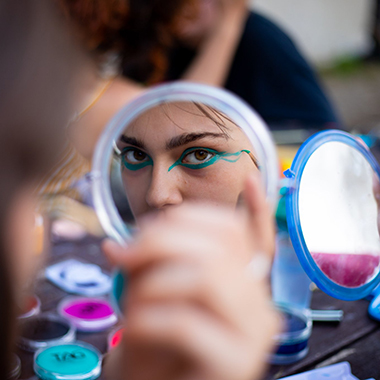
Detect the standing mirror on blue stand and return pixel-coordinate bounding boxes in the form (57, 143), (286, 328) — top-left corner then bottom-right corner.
(285, 130), (380, 301)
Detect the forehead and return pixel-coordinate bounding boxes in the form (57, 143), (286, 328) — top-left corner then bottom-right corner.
(124, 102), (240, 138)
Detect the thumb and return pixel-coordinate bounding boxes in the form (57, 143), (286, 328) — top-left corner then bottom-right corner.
(102, 238), (130, 266)
(243, 172), (276, 260)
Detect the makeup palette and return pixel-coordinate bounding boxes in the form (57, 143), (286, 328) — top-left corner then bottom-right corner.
(270, 305), (312, 365)
(107, 326), (124, 351)
(34, 341), (102, 380)
(18, 313), (76, 352)
(58, 296), (117, 332)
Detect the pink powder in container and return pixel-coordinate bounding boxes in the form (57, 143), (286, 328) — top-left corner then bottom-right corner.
(58, 296), (117, 332)
(312, 252), (380, 288)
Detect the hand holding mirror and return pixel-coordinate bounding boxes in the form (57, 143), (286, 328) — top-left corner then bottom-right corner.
(92, 82), (279, 244)
(91, 82), (279, 314)
(92, 83), (380, 306)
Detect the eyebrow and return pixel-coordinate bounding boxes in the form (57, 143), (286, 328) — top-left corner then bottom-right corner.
(166, 132), (228, 150)
(119, 135), (145, 149)
(119, 132), (228, 152)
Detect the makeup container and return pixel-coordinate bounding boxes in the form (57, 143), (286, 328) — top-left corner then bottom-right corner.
(270, 304), (312, 365)
(17, 294), (41, 319)
(272, 187), (311, 310)
(7, 354), (21, 380)
(18, 313), (76, 352)
(52, 219), (87, 241)
(107, 326), (124, 351)
(34, 341), (102, 380)
(58, 296), (117, 332)
(45, 259), (111, 296)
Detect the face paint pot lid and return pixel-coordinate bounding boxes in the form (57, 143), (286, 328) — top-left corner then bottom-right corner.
(18, 313), (76, 352)
(58, 296), (118, 332)
(107, 326), (124, 351)
(7, 354), (21, 380)
(269, 304), (312, 365)
(34, 341), (102, 380)
(17, 294), (41, 319)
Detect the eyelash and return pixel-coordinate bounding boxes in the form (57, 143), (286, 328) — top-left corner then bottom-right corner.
(121, 147), (153, 171)
(120, 146), (255, 172)
(181, 148), (217, 164)
(168, 147), (222, 171)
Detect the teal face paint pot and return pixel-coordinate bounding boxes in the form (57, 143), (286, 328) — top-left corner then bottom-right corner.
(34, 341), (102, 380)
(111, 270), (126, 316)
(18, 313), (76, 352)
(58, 296), (117, 332)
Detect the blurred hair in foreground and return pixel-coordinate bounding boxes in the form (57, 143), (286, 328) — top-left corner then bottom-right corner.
(0, 0), (86, 375)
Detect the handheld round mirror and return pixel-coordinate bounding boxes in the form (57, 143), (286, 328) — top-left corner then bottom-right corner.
(92, 82), (279, 245)
(286, 130), (380, 300)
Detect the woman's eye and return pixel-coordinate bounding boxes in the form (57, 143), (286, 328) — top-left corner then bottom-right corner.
(182, 149), (215, 164)
(123, 148), (148, 164)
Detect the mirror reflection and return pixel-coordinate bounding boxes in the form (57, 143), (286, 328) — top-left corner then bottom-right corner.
(299, 141), (380, 288)
(110, 101), (261, 225)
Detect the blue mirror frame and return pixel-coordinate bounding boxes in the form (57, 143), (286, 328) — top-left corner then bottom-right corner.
(285, 130), (380, 300)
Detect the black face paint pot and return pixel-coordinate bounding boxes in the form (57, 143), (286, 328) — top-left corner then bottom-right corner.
(18, 313), (76, 352)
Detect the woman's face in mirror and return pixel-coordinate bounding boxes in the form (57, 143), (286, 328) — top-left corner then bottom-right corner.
(116, 102), (259, 221)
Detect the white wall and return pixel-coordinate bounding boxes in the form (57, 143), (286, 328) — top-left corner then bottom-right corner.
(251, 0), (376, 66)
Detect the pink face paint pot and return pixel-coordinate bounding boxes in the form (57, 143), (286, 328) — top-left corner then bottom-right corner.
(107, 327), (124, 351)
(58, 297), (117, 332)
(18, 294), (41, 319)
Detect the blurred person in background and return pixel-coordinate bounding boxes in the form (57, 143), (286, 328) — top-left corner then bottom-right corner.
(161, 0), (341, 131)
(0, 1), (280, 379)
(38, 0), (250, 216)
(39, 0), (341, 228)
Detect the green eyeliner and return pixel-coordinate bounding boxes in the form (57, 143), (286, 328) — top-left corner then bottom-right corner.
(121, 148), (153, 171)
(168, 148), (252, 171)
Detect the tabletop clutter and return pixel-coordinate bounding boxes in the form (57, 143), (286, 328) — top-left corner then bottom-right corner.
(14, 221), (375, 380)
(14, 229), (121, 380)
(14, 129), (380, 379)
(268, 132), (380, 377)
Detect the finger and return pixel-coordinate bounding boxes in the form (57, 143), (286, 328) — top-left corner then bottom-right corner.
(102, 238), (130, 266)
(124, 303), (280, 380)
(104, 207), (249, 272)
(126, 255), (274, 336)
(243, 172), (275, 258)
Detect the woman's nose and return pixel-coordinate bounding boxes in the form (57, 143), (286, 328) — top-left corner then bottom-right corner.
(145, 165), (183, 209)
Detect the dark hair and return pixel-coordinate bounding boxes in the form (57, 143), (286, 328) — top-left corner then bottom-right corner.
(57, 0), (196, 84)
(0, 0), (84, 374)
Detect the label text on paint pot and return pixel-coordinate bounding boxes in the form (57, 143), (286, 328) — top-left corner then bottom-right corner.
(51, 350), (86, 362)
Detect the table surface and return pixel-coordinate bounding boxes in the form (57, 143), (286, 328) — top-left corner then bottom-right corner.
(16, 235), (380, 380)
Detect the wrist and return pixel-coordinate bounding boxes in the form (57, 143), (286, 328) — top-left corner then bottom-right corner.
(207, 7), (248, 44)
